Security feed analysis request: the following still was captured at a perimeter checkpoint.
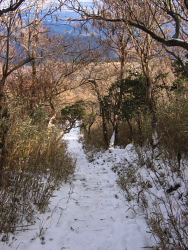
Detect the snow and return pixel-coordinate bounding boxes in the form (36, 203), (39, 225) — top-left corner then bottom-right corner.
(170, 38), (185, 42)
(109, 130), (115, 149)
(0, 126), (152, 250)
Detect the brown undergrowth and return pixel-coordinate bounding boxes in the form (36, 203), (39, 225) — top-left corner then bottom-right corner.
(0, 108), (75, 236)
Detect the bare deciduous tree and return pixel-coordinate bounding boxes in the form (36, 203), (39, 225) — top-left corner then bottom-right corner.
(67, 0), (188, 51)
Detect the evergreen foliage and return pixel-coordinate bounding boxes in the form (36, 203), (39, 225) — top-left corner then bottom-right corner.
(60, 100), (85, 132)
(104, 75), (147, 123)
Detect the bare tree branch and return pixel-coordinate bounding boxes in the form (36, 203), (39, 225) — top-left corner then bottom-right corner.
(67, 0), (188, 51)
(0, 0), (25, 16)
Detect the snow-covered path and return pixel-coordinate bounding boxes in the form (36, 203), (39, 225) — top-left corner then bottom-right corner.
(0, 127), (151, 250)
(61, 127), (148, 250)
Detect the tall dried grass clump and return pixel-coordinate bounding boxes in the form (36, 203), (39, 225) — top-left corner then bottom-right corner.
(0, 108), (75, 235)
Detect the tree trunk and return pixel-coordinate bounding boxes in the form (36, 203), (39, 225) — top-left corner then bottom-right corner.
(88, 80), (109, 149)
(145, 74), (158, 149)
(101, 103), (109, 149)
(114, 115), (119, 146)
(114, 52), (127, 146)
(0, 85), (9, 184)
(142, 52), (159, 150)
(136, 117), (143, 146)
(126, 118), (133, 142)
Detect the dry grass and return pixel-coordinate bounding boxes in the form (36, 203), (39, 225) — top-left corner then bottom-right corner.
(0, 111), (75, 235)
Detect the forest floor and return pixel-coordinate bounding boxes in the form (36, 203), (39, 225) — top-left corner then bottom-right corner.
(0, 126), (154, 250)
